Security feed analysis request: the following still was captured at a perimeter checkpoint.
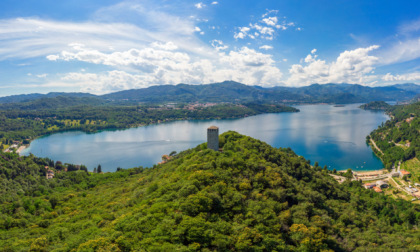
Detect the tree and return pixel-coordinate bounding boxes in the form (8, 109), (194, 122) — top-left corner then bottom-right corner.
(97, 165), (102, 173)
(93, 167), (97, 173)
(169, 151), (177, 156)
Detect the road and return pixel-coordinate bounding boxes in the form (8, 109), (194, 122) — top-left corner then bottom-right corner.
(370, 139), (384, 155)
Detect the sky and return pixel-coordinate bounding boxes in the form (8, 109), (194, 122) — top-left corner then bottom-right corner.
(0, 0), (420, 96)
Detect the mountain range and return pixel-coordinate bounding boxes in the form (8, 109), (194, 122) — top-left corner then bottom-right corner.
(1, 81), (419, 105)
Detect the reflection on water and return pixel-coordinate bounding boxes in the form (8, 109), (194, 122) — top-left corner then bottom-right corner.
(21, 104), (389, 172)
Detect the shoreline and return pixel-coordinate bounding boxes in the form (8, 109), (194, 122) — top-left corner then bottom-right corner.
(16, 145), (28, 154)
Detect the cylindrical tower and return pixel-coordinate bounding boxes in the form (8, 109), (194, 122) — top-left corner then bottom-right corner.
(207, 126), (219, 151)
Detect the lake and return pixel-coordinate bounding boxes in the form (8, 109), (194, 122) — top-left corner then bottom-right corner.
(21, 104), (389, 172)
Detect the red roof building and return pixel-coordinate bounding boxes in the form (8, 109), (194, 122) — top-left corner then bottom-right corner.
(373, 186), (383, 193)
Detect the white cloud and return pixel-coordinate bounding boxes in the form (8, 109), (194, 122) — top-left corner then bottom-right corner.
(216, 47), (283, 85)
(399, 19), (420, 34)
(311, 48), (317, 54)
(211, 40), (228, 51)
(262, 17), (278, 26)
(60, 70), (154, 94)
(0, 5), (210, 61)
(194, 26), (201, 32)
(233, 10), (298, 40)
(262, 10), (279, 18)
(195, 2), (205, 9)
(234, 27), (251, 39)
(48, 43), (283, 92)
(36, 74), (48, 78)
(151, 41), (178, 50)
(382, 72), (420, 82)
(211, 1), (218, 5)
(377, 19), (420, 65)
(379, 37), (420, 65)
(287, 45), (380, 86)
(304, 54), (316, 63)
(49, 44), (191, 72)
(259, 45), (273, 50)
(46, 55), (60, 61)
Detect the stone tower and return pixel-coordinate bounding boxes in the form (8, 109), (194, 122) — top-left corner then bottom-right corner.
(207, 126), (219, 151)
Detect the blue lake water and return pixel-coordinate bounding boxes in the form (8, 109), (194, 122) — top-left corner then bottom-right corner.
(21, 104), (389, 172)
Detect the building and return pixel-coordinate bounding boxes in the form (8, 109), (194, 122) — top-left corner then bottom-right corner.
(364, 183), (375, 189)
(391, 172), (399, 177)
(207, 126), (219, 151)
(400, 170), (411, 178)
(376, 180), (388, 188)
(46, 170), (54, 179)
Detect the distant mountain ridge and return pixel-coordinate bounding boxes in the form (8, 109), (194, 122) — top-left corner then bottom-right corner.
(1, 81), (419, 104)
(0, 92), (96, 104)
(101, 81), (420, 103)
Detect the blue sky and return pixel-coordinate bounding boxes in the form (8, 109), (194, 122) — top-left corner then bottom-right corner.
(1, 0), (420, 96)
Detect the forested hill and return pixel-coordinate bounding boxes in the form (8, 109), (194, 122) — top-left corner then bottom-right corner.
(102, 81), (420, 103)
(367, 101), (420, 172)
(359, 101), (392, 110)
(1, 132), (419, 251)
(1, 82), (419, 104)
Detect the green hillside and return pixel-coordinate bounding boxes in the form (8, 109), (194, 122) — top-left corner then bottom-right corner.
(368, 101), (420, 171)
(1, 132), (419, 251)
(359, 101), (392, 111)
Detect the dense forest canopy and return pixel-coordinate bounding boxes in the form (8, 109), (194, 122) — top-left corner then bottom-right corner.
(359, 101), (392, 111)
(0, 132), (419, 251)
(367, 101), (420, 171)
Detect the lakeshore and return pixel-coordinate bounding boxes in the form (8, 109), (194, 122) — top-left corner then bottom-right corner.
(21, 104), (388, 172)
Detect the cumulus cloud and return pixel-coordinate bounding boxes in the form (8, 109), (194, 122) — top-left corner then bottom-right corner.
(60, 70), (154, 94)
(216, 47), (283, 85)
(382, 72), (420, 81)
(287, 45), (380, 86)
(211, 1), (218, 5)
(234, 27), (250, 39)
(262, 17), (278, 26)
(48, 43), (192, 72)
(47, 43), (283, 93)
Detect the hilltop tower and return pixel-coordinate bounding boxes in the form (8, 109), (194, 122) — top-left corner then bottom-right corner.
(207, 126), (219, 151)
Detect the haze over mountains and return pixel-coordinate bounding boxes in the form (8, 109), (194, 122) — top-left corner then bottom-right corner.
(1, 81), (419, 105)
